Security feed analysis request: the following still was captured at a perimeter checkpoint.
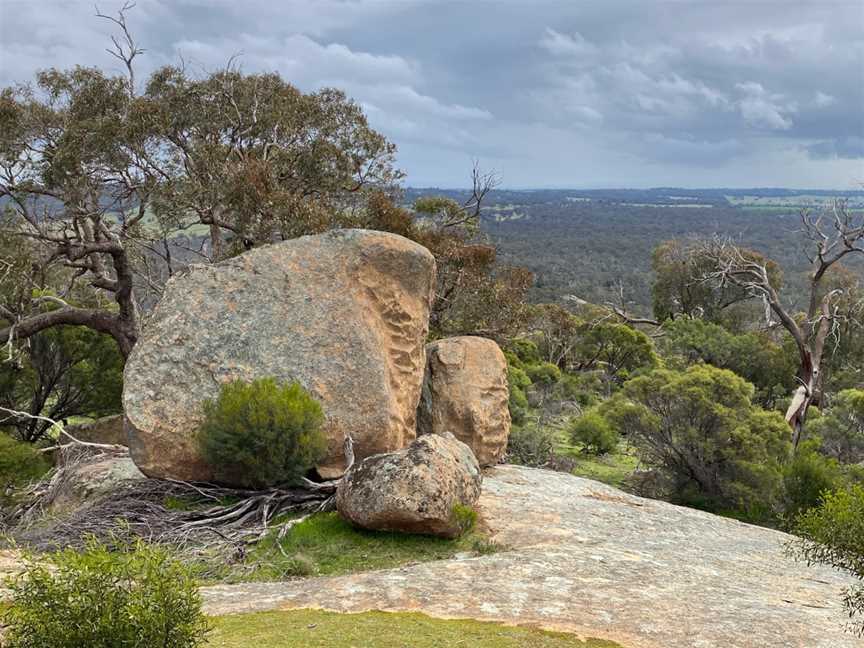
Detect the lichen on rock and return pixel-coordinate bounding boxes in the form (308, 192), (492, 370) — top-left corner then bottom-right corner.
(336, 433), (482, 538)
(122, 229), (436, 482)
(417, 336), (511, 466)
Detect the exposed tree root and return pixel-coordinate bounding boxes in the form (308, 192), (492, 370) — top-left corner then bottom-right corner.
(1, 438), (356, 577)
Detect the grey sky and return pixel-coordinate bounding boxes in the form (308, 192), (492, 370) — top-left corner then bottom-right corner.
(1, 0), (863, 188)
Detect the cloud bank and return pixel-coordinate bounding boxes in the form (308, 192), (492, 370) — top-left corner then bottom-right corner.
(1, 0), (861, 188)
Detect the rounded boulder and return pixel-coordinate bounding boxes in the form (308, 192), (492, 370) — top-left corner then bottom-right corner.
(336, 433), (482, 538)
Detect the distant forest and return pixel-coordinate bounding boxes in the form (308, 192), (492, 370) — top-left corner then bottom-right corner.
(405, 188), (864, 316)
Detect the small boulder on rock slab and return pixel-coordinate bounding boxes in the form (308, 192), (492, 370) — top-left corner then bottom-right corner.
(417, 336), (511, 466)
(336, 433), (482, 538)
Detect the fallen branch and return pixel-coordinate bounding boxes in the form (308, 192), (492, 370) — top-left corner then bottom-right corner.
(0, 406), (125, 454)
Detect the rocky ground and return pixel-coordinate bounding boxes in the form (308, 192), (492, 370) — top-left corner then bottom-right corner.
(203, 465), (859, 648)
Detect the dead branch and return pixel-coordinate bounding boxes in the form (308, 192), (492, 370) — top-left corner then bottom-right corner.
(4, 435), (358, 571)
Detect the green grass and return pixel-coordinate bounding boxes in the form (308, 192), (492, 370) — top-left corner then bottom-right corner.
(567, 452), (639, 490)
(198, 512), (501, 583)
(208, 609), (625, 648)
(551, 426), (639, 490)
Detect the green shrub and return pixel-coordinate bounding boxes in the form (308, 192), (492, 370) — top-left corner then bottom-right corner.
(782, 443), (844, 522)
(786, 484), (864, 636)
(198, 378), (327, 488)
(507, 363), (532, 425)
(525, 362), (562, 385)
(552, 372), (602, 407)
(2, 539), (210, 648)
(506, 424), (556, 467)
(806, 389), (864, 464)
(0, 432), (50, 491)
(602, 365), (790, 517)
(569, 411), (618, 455)
(509, 338), (541, 364)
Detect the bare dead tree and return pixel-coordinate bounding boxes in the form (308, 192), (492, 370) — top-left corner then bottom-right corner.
(416, 160), (500, 231)
(699, 199), (864, 447)
(95, 1), (145, 97)
(606, 282), (663, 333)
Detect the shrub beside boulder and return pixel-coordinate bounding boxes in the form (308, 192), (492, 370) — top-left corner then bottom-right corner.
(197, 378), (327, 488)
(123, 229), (436, 483)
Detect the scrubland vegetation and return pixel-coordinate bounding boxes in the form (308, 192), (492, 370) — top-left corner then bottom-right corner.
(0, 3), (862, 643)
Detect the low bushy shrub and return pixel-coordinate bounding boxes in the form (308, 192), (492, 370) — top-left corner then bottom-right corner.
(506, 424), (556, 467)
(553, 371), (603, 407)
(782, 442), (844, 522)
(525, 361), (562, 385)
(507, 363), (532, 425)
(569, 411), (618, 455)
(451, 504), (478, 536)
(0, 432), (50, 491)
(508, 338), (541, 365)
(2, 539), (210, 648)
(198, 378), (327, 488)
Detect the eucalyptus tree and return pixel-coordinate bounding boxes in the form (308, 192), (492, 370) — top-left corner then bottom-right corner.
(0, 5), (399, 358)
(699, 201), (864, 446)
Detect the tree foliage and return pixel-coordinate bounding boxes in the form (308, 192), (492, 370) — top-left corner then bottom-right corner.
(0, 6), (400, 355)
(603, 365), (791, 515)
(659, 318), (796, 408)
(575, 321), (658, 385)
(807, 389), (864, 464)
(787, 484), (864, 636)
(0, 324), (123, 443)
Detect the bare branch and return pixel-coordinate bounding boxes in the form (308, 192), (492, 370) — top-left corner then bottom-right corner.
(95, 1), (144, 96)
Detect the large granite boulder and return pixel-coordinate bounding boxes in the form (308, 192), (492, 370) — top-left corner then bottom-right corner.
(336, 433), (482, 538)
(123, 229), (436, 482)
(417, 336), (511, 466)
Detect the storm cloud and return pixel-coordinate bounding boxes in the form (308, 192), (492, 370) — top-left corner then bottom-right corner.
(1, 0), (862, 188)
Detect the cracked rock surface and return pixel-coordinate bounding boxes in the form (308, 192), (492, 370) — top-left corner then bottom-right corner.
(203, 465), (859, 648)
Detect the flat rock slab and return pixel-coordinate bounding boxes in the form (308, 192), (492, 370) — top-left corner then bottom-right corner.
(202, 466), (858, 648)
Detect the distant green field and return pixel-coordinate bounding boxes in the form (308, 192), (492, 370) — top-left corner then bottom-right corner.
(727, 194), (864, 209)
